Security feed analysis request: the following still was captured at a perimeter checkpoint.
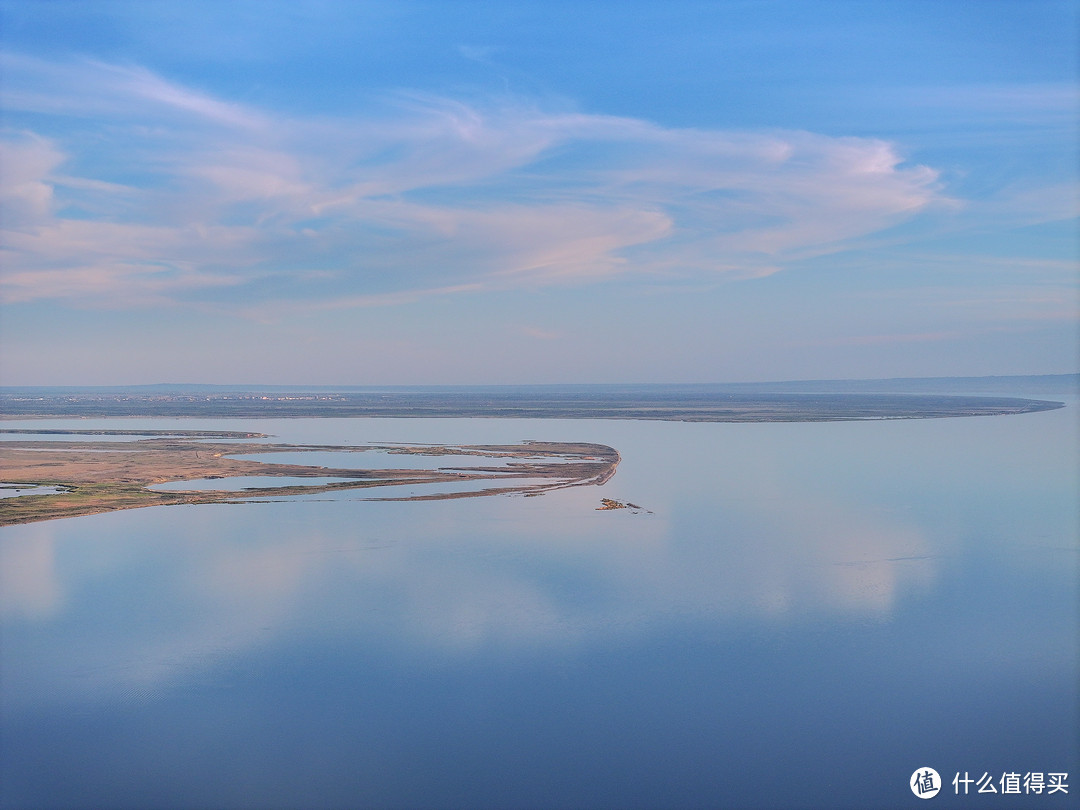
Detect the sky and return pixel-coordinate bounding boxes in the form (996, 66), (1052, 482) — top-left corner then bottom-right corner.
(0, 0), (1076, 385)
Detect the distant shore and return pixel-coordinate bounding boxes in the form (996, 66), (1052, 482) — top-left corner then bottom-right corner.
(0, 389), (1065, 421)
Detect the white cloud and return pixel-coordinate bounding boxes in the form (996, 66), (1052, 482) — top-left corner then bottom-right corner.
(900, 82), (1080, 119)
(0, 133), (66, 226)
(107, 62), (267, 129)
(1, 56), (947, 309)
(0, 52), (266, 129)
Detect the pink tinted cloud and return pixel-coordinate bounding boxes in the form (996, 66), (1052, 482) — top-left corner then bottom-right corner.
(2, 57), (952, 309)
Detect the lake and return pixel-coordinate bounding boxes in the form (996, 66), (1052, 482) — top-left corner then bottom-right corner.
(1, 408), (1077, 808)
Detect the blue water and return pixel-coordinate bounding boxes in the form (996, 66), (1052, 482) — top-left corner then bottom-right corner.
(0, 484), (66, 499)
(233, 449), (583, 470)
(150, 475), (366, 491)
(1, 408), (1076, 809)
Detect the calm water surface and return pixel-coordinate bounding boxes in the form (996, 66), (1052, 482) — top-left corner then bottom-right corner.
(1, 410), (1077, 809)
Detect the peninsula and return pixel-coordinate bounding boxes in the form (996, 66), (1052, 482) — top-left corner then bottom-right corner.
(0, 431), (620, 526)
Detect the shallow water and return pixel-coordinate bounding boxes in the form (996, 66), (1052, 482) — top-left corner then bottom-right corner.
(232, 448), (583, 471)
(0, 484), (66, 499)
(152, 475), (564, 498)
(1, 408), (1077, 809)
(149, 475), (369, 492)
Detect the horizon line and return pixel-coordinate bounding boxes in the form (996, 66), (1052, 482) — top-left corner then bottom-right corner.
(2, 373), (1077, 392)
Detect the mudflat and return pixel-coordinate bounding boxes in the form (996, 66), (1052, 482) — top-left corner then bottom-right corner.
(0, 431), (619, 526)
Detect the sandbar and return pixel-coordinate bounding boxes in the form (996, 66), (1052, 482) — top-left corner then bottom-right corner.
(0, 431), (619, 526)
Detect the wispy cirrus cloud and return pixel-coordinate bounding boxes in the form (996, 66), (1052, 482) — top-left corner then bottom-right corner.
(0, 52), (267, 128)
(1, 55), (946, 311)
(893, 82), (1080, 124)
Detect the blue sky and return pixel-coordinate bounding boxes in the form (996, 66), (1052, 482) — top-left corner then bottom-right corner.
(0, 0), (1076, 385)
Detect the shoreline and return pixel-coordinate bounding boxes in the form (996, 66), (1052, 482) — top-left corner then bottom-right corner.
(0, 391), (1065, 422)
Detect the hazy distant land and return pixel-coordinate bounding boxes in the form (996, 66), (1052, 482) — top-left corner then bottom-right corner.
(0, 375), (1072, 420)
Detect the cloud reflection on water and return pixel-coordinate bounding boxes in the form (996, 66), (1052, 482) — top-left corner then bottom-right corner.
(0, 522), (63, 618)
(1, 466), (941, 707)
